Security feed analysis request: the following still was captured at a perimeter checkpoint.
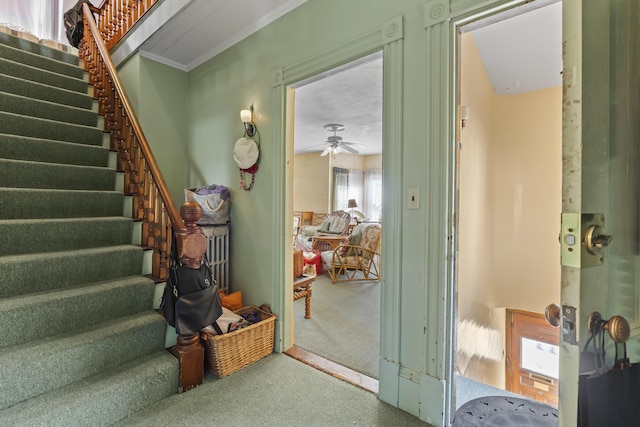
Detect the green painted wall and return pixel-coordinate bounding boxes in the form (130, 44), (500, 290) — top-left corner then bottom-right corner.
(114, 0), (580, 425)
(186, 0), (423, 310)
(118, 55), (189, 205)
(187, 0), (434, 421)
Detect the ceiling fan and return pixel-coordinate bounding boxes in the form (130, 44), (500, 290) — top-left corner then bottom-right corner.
(314, 124), (363, 156)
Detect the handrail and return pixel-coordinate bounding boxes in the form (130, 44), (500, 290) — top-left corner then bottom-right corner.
(81, 2), (184, 281)
(91, 0), (160, 51)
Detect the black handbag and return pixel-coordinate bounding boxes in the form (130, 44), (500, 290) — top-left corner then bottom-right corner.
(160, 236), (223, 335)
(63, 0), (89, 47)
(578, 330), (640, 427)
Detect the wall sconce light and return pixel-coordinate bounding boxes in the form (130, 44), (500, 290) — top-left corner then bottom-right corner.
(240, 106), (256, 137)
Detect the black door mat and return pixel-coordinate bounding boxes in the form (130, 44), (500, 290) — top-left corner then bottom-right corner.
(454, 396), (558, 426)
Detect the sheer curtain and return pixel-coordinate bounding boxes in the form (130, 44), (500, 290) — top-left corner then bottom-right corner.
(332, 167), (364, 213)
(364, 169), (382, 222)
(1, 0), (62, 42)
(347, 169), (363, 211)
(332, 167), (349, 211)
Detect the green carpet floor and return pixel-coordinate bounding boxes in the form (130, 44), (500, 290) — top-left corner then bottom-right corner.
(115, 353), (431, 427)
(293, 274), (380, 379)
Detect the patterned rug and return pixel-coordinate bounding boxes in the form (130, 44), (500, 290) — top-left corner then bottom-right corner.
(453, 396), (558, 426)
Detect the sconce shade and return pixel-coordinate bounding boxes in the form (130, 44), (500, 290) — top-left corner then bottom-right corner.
(348, 199), (358, 209)
(240, 109), (252, 123)
(240, 108), (256, 137)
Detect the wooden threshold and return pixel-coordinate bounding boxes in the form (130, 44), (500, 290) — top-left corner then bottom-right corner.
(284, 345), (379, 395)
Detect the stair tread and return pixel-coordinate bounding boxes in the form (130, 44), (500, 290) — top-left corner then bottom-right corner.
(0, 112), (103, 147)
(0, 244), (145, 299)
(0, 312), (170, 414)
(0, 216), (130, 225)
(0, 350), (177, 426)
(0, 243), (141, 261)
(0, 56), (88, 93)
(0, 132), (108, 166)
(0, 216), (133, 256)
(0, 274), (153, 309)
(0, 320), (175, 418)
(0, 301), (159, 353)
(0, 30), (79, 65)
(0, 157), (115, 191)
(0, 72), (94, 109)
(0, 90), (97, 126)
(0, 156), (110, 171)
(0, 187), (124, 220)
(0, 41), (84, 78)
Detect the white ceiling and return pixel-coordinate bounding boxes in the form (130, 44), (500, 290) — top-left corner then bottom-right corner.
(138, 0), (308, 71)
(293, 52), (383, 156)
(137, 0), (562, 156)
(470, 1), (562, 95)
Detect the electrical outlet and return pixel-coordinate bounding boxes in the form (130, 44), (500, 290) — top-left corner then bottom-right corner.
(408, 188), (419, 209)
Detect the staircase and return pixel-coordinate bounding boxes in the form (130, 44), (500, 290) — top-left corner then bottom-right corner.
(0, 29), (178, 425)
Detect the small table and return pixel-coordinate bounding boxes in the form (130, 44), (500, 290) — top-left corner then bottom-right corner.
(293, 275), (315, 319)
(311, 234), (347, 252)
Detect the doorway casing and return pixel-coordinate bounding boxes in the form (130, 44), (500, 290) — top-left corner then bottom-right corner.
(270, 14), (404, 412)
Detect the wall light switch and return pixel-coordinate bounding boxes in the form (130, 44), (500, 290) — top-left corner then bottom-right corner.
(408, 188), (419, 209)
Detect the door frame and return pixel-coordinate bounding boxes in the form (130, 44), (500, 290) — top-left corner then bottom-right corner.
(270, 14), (404, 405)
(435, 0), (563, 424)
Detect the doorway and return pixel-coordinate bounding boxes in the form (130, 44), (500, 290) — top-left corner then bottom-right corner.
(455, 0), (562, 408)
(286, 52), (383, 387)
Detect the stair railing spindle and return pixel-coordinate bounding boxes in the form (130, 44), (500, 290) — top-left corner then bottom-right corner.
(81, 3), (185, 282)
(85, 2), (206, 392)
(92, 0), (159, 50)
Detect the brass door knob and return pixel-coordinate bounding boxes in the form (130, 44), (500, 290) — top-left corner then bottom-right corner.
(545, 303), (561, 327)
(605, 315), (630, 343)
(588, 312), (630, 343)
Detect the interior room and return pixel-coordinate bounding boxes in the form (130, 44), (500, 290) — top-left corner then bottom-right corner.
(289, 52), (383, 381)
(456, 1), (562, 407)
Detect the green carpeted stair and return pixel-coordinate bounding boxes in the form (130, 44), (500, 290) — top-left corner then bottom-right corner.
(0, 30), (178, 425)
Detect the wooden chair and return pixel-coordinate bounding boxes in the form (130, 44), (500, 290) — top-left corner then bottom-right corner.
(302, 211), (313, 225)
(320, 223), (381, 284)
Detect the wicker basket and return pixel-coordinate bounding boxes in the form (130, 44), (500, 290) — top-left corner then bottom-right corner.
(202, 306), (275, 378)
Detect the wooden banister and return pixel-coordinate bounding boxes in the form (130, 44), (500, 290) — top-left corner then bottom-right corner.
(90, 0), (159, 50)
(81, 2), (184, 281)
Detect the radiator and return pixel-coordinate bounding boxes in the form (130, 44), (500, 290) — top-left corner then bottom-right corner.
(202, 225), (230, 293)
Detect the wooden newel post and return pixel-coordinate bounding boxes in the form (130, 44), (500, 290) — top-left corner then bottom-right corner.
(170, 201), (207, 392)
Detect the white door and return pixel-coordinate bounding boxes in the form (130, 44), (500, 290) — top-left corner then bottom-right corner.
(559, 0), (640, 425)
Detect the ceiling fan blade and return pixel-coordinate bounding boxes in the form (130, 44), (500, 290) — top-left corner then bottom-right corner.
(341, 141), (366, 147)
(320, 146), (331, 156)
(306, 143), (331, 149)
(341, 144), (359, 154)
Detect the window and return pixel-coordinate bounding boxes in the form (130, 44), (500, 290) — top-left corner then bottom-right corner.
(332, 167), (381, 222)
(332, 167), (350, 211)
(2, 0), (62, 42)
(364, 169), (382, 222)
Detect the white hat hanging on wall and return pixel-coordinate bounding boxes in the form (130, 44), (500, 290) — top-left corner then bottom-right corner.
(235, 106), (260, 190)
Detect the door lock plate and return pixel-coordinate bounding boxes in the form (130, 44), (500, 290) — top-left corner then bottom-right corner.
(560, 213), (610, 268)
(562, 305), (577, 345)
